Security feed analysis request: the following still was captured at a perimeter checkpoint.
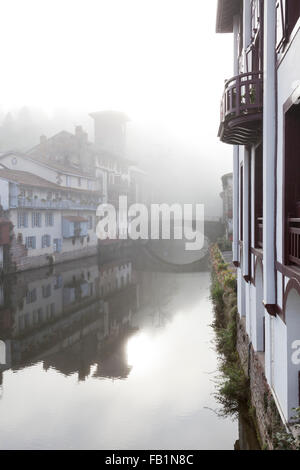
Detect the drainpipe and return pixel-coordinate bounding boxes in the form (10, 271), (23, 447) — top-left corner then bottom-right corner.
(242, 0), (252, 282)
(233, 147), (240, 266)
(263, 0), (277, 316)
(232, 15), (240, 267)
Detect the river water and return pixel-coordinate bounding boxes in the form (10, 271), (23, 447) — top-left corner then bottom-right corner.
(0, 246), (240, 450)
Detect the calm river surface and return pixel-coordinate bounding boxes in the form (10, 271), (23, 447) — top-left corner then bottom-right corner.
(0, 248), (239, 450)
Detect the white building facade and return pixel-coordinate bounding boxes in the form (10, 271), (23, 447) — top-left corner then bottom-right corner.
(0, 112), (145, 271)
(0, 168), (101, 270)
(217, 0), (300, 423)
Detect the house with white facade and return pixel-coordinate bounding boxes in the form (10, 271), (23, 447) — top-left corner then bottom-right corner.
(0, 167), (101, 270)
(0, 111), (144, 270)
(217, 0), (300, 425)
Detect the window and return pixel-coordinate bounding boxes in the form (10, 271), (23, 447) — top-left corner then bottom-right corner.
(251, 0), (260, 37)
(46, 303), (55, 319)
(32, 212), (42, 227)
(284, 102), (300, 266)
(87, 180), (92, 190)
(286, 0), (300, 37)
(45, 212), (54, 227)
(47, 191), (52, 200)
(276, 0), (286, 50)
(54, 275), (63, 289)
(42, 284), (51, 298)
(66, 175), (71, 187)
(26, 288), (37, 304)
(25, 236), (36, 249)
(276, 0), (300, 50)
(17, 212), (28, 228)
(41, 234), (51, 248)
(78, 177), (81, 187)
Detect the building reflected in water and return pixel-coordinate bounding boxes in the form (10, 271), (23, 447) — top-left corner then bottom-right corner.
(0, 251), (178, 386)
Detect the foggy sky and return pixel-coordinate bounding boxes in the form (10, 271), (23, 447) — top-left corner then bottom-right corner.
(0, 0), (234, 216)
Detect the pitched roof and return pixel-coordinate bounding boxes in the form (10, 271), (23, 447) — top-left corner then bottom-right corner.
(27, 131), (96, 178)
(27, 130), (133, 172)
(0, 168), (101, 195)
(0, 168), (63, 190)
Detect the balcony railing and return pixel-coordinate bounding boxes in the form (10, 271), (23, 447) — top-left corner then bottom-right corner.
(288, 218), (300, 266)
(218, 71), (263, 145)
(10, 197), (100, 211)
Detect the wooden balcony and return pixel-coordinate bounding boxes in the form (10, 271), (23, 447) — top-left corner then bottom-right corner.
(288, 219), (300, 266)
(218, 72), (263, 145)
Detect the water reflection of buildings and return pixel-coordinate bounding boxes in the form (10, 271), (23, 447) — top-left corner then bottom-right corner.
(0, 246), (182, 398)
(0, 257), (138, 384)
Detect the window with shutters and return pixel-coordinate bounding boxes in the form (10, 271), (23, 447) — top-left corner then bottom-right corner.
(42, 234), (51, 248)
(26, 288), (37, 304)
(42, 284), (51, 298)
(32, 212), (42, 228)
(45, 212), (54, 227)
(17, 212), (28, 228)
(25, 236), (36, 249)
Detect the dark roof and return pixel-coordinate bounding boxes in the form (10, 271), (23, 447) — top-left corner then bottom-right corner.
(0, 168), (101, 195)
(27, 130), (133, 169)
(216, 0), (242, 33)
(26, 131), (96, 178)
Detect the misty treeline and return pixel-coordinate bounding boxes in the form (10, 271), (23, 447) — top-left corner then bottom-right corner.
(0, 106), (86, 152)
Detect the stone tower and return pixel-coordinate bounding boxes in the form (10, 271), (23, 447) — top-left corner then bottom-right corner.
(89, 110), (129, 157)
